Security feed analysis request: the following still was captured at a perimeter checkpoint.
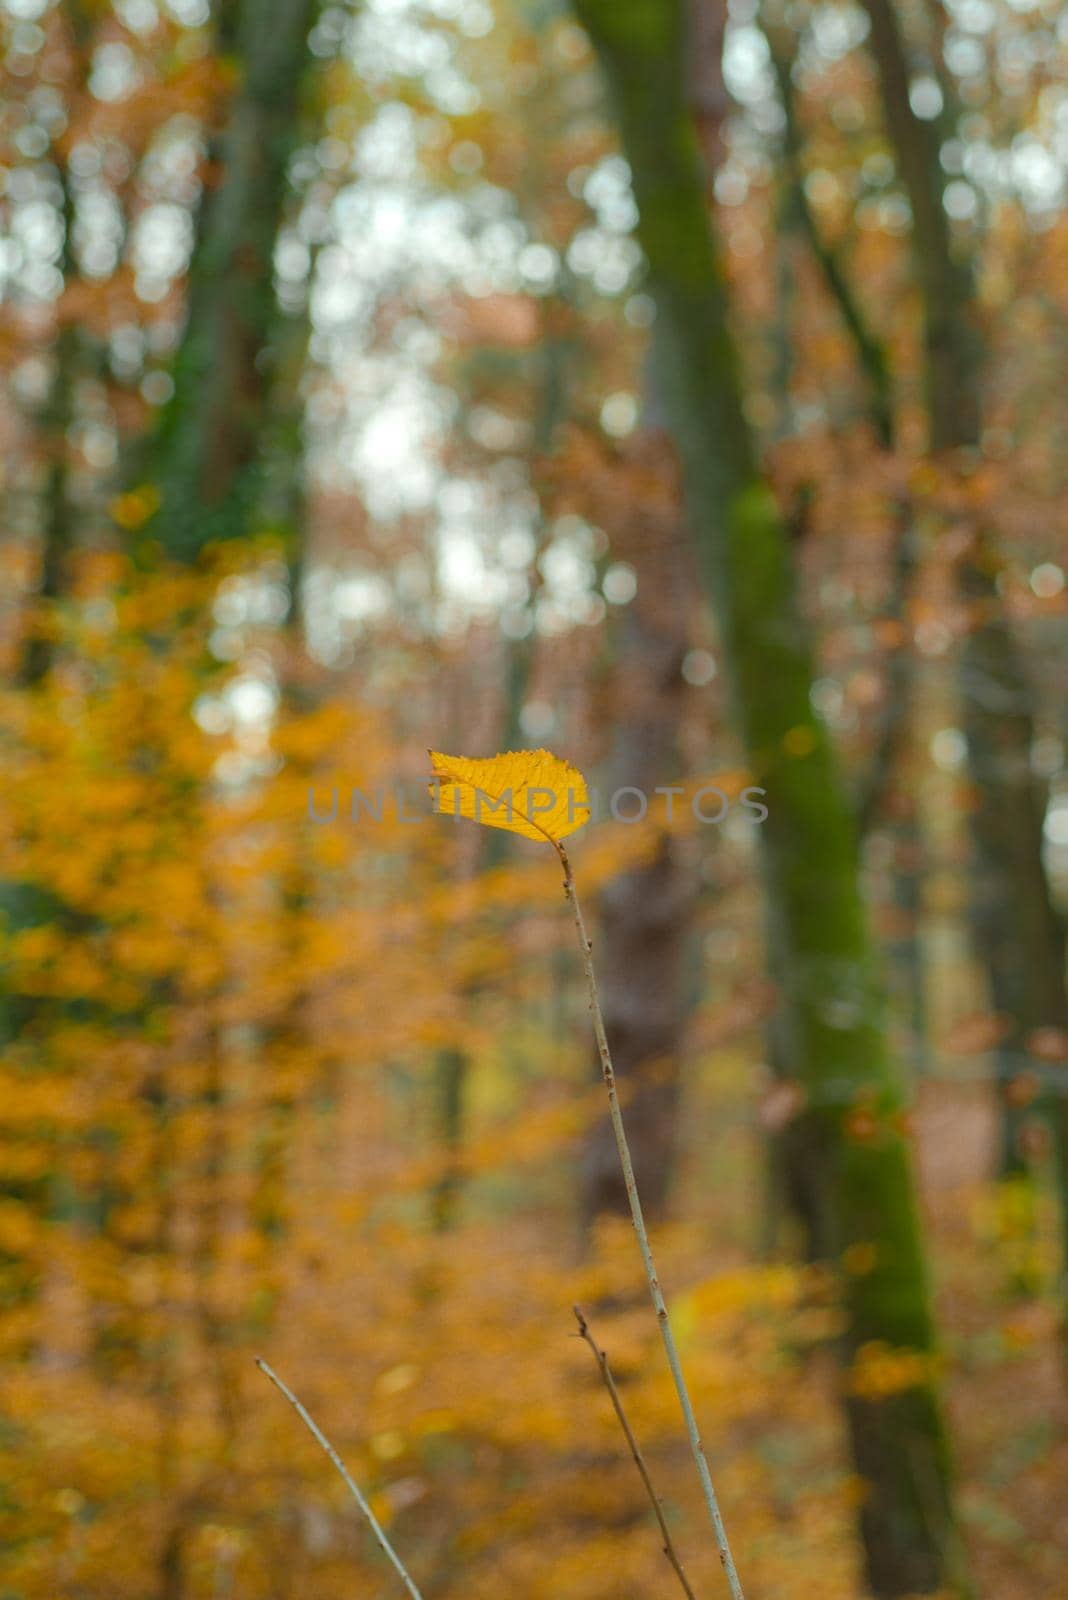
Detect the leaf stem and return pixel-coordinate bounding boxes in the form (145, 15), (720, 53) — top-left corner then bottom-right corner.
(573, 1304), (700, 1600)
(255, 1358), (425, 1600)
(557, 843), (746, 1600)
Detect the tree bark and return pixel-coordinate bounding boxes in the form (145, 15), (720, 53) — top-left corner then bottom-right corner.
(860, 0), (980, 453)
(859, 0), (1068, 1236)
(142, 0), (320, 560)
(582, 492), (696, 1221)
(583, 0), (723, 1225)
(20, 321), (78, 686)
(572, 3), (957, 1591)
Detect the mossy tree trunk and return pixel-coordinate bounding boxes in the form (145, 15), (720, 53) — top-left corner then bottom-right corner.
(759, 17), (933, 1237)
(572, 2), (958, 1592)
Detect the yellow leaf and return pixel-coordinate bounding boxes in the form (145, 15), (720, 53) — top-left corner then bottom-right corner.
(109, 484), (161, 530)
(428, 748), (589, 844)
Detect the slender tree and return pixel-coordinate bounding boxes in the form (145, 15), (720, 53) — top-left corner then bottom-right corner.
(859, 0), (1068, 1208)
(583, 2), (729, 1225)
(121, 5), (325, 1587)
(139, 0), (321, 561)
(760, 12), (933, 1222)
(582, 460), (697, 1222)
(571, 3), (958, 1591)
(16, 0), (91, 685)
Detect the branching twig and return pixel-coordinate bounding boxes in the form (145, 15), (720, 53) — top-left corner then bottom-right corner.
(573, 1304), (700, 1600)
(763, 16), (894, 450)
(556, 843), (746, 1600)
(255, 1358), (425, 1600)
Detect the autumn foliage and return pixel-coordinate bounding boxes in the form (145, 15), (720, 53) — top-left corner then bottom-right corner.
(4, 0), (1068, 1596)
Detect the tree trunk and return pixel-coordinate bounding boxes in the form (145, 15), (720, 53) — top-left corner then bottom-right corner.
(583, 1), (725, 1229)
(760, 28), (938, 1238)
(582, 487), (696, 1221)
(860, 0), (980, 453)
(20, 322), (77, 686)
(572, 3), (957, 1591)
(141, 0), (320, 560)
(18, 1), (89, 679)
(860, 0), (1068, 1246)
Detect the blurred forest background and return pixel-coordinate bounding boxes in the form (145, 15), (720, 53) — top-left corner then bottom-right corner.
(2, 0), (1068, 1595)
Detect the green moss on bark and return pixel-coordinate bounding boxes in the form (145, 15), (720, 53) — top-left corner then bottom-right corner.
(573, 2), (959, 1592)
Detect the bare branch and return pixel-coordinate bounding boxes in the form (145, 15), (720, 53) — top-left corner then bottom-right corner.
(255, 1358), (426, 1600)
(763, 17), (895, 450)
(573, 1304), (700, 1600)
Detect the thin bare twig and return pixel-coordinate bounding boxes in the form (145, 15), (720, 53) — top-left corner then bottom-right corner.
(556, 842), (746, 1600)
(255, 1358), (425, 1600)
(573, 1304), (700, 1600)
(763, 15), (894, 450)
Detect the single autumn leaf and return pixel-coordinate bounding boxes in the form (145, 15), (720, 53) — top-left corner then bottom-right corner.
(428, 748), (589, 845)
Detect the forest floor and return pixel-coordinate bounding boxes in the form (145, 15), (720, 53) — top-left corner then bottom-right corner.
(918, 1079), (1068, 1598)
